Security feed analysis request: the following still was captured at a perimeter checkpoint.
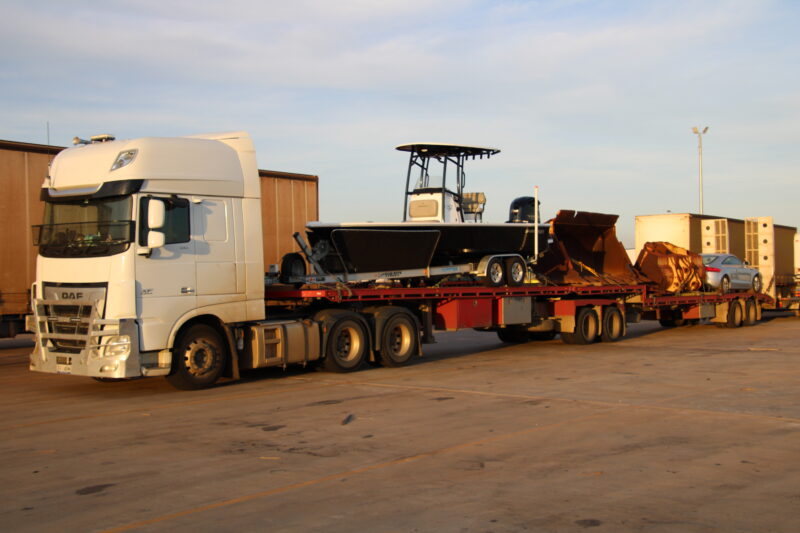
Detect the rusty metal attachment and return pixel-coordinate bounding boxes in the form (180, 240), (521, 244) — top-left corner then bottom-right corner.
(634, 241), (705, 293)
(534, 210), (646, 286)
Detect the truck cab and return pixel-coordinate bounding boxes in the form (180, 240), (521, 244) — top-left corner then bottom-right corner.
(28, 132), (265, 387)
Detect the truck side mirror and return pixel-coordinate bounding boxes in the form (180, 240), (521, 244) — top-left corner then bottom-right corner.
(147, 231), (165, 249)
(148, 198), (166, 229)
(138, 198), (168, 256)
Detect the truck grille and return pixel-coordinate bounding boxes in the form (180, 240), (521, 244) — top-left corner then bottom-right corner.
(33, 299), (118, 354)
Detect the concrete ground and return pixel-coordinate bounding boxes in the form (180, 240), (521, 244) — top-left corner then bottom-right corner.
(1, 317), (799, 533)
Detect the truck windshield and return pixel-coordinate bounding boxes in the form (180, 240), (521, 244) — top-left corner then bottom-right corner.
(33, 196), (134, 257)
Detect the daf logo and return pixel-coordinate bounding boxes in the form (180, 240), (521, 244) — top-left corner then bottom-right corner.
(61, 292), (84, 299)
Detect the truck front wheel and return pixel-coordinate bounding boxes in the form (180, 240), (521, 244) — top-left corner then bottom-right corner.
(323, 318), (367, 372)
(166, 324), (226, 390)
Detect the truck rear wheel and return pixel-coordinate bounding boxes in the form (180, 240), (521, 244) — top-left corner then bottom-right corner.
(323, 318), (367, 372)
(378, 313), (418, 367)
(601, 307), (624, 342)
(560, 308), (598, 345)
(166, 324), (226, 390)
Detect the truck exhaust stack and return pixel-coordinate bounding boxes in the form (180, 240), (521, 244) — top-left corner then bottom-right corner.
(534, 210), (645, 286)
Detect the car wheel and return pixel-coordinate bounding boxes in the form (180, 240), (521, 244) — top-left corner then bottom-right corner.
(752, 274), (762, 293)
(720, 276), (731, 294)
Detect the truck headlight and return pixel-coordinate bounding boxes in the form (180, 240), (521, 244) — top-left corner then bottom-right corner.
(103, 335), (131, 357)
(110, 149), (138, 171)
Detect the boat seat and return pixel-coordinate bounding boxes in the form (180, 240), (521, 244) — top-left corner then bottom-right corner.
(461, 192), (486, 222)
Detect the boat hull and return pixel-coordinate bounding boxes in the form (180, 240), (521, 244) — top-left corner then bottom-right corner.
(306, 222), (547, 274)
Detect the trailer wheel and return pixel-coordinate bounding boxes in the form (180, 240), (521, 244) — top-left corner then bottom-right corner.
(505, 257), (526, 286)
(166, 324), (226, 390)
(601, 307), (624, 342)
(726, 300), (743, 328)
(560, 308), (598, 345)
(497, 326), (530, 343)
(378, 313), (418, 367)
(323, 318), (367, 372)
(484, 257), (505, 287)
(743, 299), (758, 326)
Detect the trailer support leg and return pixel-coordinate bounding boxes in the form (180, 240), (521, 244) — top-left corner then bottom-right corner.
(420, 301), (436, 344)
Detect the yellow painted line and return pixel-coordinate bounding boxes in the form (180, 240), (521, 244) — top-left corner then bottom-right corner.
(99, 408), (616, 533)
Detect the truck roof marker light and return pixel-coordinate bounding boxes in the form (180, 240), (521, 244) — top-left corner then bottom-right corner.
(110, 149), (138, 171)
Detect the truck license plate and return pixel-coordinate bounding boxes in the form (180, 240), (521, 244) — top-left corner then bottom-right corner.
(56, 364), (72, 374)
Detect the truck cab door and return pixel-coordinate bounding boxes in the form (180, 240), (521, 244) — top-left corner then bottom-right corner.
(192, 196), (239, 302)
(135, 195), (197, 351)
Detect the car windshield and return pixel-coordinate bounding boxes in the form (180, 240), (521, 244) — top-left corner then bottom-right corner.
(701, 255), (718, 265)
(33, 195), (134, 257)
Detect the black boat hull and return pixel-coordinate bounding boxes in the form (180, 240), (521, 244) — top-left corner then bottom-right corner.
(306, 223), (547, 274)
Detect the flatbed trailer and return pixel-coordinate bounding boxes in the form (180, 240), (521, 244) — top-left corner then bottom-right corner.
(262, 283), (776, 368)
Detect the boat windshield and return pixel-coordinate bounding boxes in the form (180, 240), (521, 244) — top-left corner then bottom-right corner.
(33, 195), (134, 257)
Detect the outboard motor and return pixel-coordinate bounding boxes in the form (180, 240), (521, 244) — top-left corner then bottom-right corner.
(508, 196), (539, 223)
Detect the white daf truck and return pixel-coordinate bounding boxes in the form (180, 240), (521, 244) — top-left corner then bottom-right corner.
(28, 132), (291, 389)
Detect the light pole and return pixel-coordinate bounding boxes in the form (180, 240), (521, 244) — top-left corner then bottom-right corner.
(692, 126), (709, 214)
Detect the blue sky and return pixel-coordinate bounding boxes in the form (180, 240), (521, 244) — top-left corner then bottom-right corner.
(2, 0), (798, 246)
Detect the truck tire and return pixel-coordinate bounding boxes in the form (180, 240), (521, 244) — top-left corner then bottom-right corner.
(323, 318), (367, 372)
(726, 300), (743, 328)
(378, 313), (418, 367)
(600, 306), (624, 342)
(560, 308), (598, 345)
(166, 324), (226, 390)
(497, 326), (530, 343)
(484, 257), (505, 287)
(743, 299), (758, 326)
(505, 257), (526, 287)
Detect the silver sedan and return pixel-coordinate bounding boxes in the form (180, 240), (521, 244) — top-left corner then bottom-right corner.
(701, 253), (762, 293)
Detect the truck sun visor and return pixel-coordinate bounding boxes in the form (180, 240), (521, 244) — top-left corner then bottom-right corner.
(40, 179), (145, 202)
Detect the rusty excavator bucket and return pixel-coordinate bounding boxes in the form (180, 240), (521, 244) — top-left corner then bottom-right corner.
(534, 210), (646, 286)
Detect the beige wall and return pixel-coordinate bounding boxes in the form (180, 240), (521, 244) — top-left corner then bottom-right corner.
(634, 213), (713, 253)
